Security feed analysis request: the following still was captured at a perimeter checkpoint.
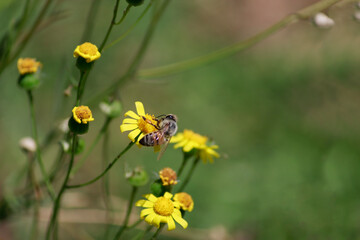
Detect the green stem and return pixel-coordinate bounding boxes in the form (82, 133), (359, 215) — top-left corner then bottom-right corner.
(28, 153), (40, 240)
(71, 117), (112, 176)
(46, 134), (77, 240)
(81, 0), (102, 42)
(87, 0), (171, 105)
(114, 186), (138, 239)
(66, 135), (140, 189)
(27, 91), (55, 199)
(150, 224), (164, 240)
(137, 0), (343, 79)
(103, 128), (112, 240)
(99, 0), (130, 52)
(177, 153), (191, 178)
(76, 71), (88, 105)
(115, 4), (132, 25)
(178, 157), (200, 192)
(103, 2), (152, 51)
(132, 225), (152, 240)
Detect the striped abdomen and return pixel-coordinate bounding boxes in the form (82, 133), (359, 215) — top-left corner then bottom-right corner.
(139, 131), (167, 146)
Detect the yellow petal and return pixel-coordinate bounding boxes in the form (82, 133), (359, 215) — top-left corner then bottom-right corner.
(164, 192), (173, 199)
(120, 124), (138, 132)
(152, 215), (161, 228)
(167, 216), (176, 231)
(140, 208), (153, 218)
(128, 129), (141, 141)
(172, 212), (188, 229)
(135, 200), (146, 206)
(145, 213), (155, 223)
(183, 142), (195, 152)
(146, 194), (158, 203)
(122, 118), (138, 124)
(124, 110), (140, 119)
(135, 101), (145, 116)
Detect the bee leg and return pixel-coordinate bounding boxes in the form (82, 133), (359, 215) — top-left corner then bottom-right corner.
(142, 116), (160, 130)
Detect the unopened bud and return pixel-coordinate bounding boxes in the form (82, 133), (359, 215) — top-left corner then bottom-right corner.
(19, 137), (36, 153)
(313, 13), (334, 29)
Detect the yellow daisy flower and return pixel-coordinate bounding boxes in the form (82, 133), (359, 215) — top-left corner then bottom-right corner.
(17, 58), (42, 75)
(171, 129), (220, 163)
(120, 101), (158, 144)
(159, 167), (178, 186)
(72, 106), (94, 124)
(174, 192), (194, 212)
(73, 42), (101, 63)
(135, 192), (188, 231)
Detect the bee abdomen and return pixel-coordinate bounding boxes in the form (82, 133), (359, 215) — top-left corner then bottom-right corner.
(139, 132), (165, 146)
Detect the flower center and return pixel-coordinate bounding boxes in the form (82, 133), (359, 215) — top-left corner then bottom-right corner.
(18, 58), (41, 74)
(153, 197), (174, 216)
(137, 114), (158, 134)
(159, 168), (178, 186)
(177, 193), (192, 208)
(79, 42), (99, 56)
(183, 129), (208, 145)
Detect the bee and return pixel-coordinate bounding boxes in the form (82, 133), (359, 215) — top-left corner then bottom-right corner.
(139, 114), (178, 160)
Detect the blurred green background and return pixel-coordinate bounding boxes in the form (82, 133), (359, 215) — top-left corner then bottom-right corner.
(1, 0), (360, 239)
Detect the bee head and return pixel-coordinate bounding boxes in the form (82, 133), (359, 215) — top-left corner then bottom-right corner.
(166, 114), (177, 122)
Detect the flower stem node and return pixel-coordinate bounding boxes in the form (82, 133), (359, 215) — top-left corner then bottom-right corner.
(68, 106), (94, 134)
(126, 0), (144, 6)
(99, 100), (122, 118)
(73, 42), (101, 71)
(18, 73), (40, 90)
(126, 166), (149, 187)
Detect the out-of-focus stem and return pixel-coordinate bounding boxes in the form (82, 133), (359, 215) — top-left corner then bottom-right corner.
(27, 91), (55, 200)
(178, 157), (200, 192)
(137, 0), (344, 79)
(81, 0), (102, 42)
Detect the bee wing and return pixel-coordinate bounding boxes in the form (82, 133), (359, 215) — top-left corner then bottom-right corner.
(157, 136), (171, 161)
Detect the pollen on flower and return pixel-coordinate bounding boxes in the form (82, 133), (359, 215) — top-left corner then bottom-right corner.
(159, 167), (178, 186)
(137, 114), (158, 134)
(79, 42), (98, 56)
(153, 197), (174, 216)
(73, 42), (101, 63)
(17, 58), (42, 75)
(72, 106), (94, 124)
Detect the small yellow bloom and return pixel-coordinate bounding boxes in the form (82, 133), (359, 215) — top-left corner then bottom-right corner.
(171, 129), (220, 163)
(120, 101), (158, 144)
(159, 167), (178, 186)
(174, 192), (194, 212)
(73, 42), (101, 63)
(72, 106), (94, 124)
(135, 192), (188, 231)
(17, 58), (42, 75)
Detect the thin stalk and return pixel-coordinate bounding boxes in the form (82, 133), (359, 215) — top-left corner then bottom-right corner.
(88, 0), (172, 105)
(76, 71), (88, 105)
(28, 153), (40, 240)
(178, 157), (200, 192)
(103, 2), (152, 51)
(114, 186), (138, 239)
(128, 219), (142, 230)
(103, 128), (112, 240)
(71, 117), (112, 176)
(115, 5), (132, 25)
(46, 134), (77, 240)
(177, 153), (191, 178)
(150, 224), (164, 240)
(66, 134), (140, 189)
(27, 91), (55, 199)
(137, 0), (344, 79)
(99, 0), (131, 52)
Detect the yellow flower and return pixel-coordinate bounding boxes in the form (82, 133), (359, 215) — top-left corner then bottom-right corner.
(120, 101), (158, 144)
(174, 192), (194, 212)
(159, 167), (178, 186)
(135, 192), (188, 230)
(73, 42), (101, 63)
(72, 106), (94, 124)
(171, 129), (220, 163)
(17, 58), (42, 75)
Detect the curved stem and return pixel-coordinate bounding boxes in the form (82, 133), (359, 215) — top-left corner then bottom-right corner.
(114, 186), (138, 239)
(115, 4), (132, 25)
(46, 134), (77, 240)
(177, 152), (191, 178)
(150, 224), (164, 240)
(103, 2), (152, 51)
(71, 117), (112, 176)
(103, 127), (113, 240)
(66, 135), (139, 189)
(27, 91), (55, 200)
(137, 0), (343, 79)
(178, 157), (200, 192)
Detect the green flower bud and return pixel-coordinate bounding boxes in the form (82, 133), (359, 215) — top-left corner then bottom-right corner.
(18, 74), (40, 90)
(99, 100), (122, 118)
(150, 180), (166, 197)
(126, 167), (149, 187)
(126, 0), (144, 6)
(68, 117), (89, 135)
(76, 57), (94, 72)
